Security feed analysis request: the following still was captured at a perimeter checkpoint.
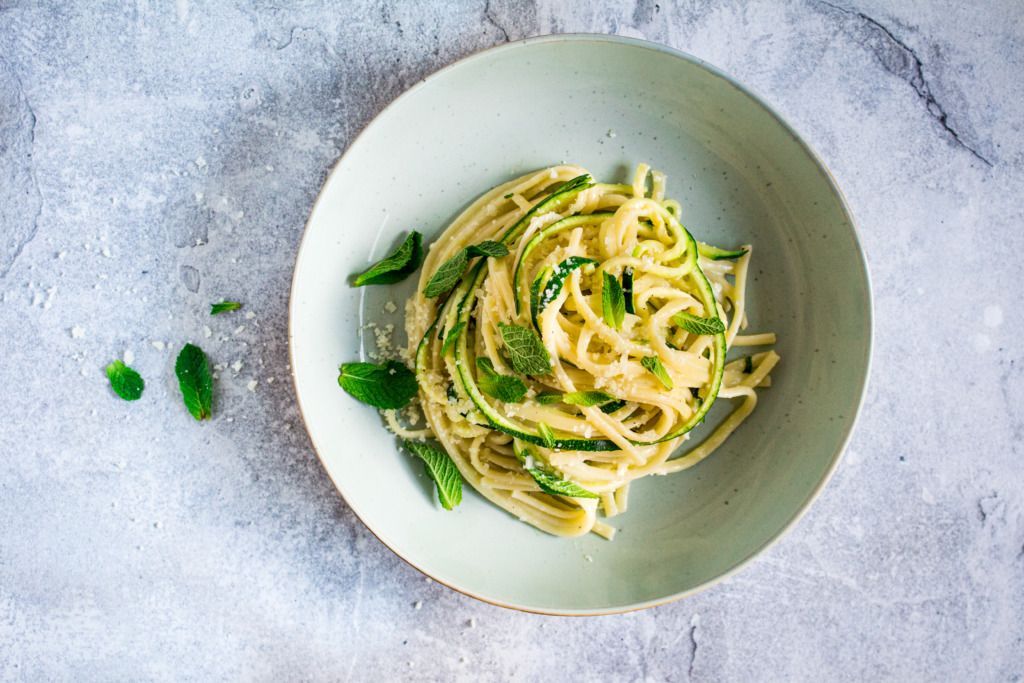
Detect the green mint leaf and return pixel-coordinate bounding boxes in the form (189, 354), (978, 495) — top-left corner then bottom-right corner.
(175, 343), (213, 420)
(353, 231), (423, 286)
(466, 240), (509, 258)
(423, 248), (468, 298)
(105, 360), (144, 401)
(744, 355), (754, 373)
(210, 301), (242, 315)
(622, 267), (635, 314)
(503, 192), (514, 199)
(641, 355), (674, 390)
(423, 241), (508, 298)
(337, 360), (418, 409)
(599, 399), (627, 414)
(562, 390), (615, 407)
(527, 467), (599, 499)
(534, 256), (596, 320)
(601, 271), (625, 330)
(537, 422), (556, 448)
(498, 323), (551, 375)
(440, 321), (466, 356)
(535, 392), (562, 405)
(475, 358), (527, 403)
(404, 440), (463, 510)
(673, 311), (726, 336)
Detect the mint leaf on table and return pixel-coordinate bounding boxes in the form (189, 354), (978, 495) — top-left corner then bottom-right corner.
(404, 440), (463, 510)
(353, 231), (423, 286)
(562, 390), (615, 407)
(601, 271), (625, 330)
(337, 360), (417, 409)
(527, 467), (599, 499)
(440, 321), (466, 356)
(175, 343), (213, 420)
(498, 323), (551, 375)
(673, 310), (726, 336)
(423, 248), (469, 298)
(641, 355), (674, 390)
(466, 240), (509, 258)
(210, 301), (242, 315)
(475, 358), (527, 403)
(105, 360), (144, 401)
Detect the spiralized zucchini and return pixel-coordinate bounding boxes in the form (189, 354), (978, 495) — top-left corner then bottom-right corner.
(401, 164), (779, 538)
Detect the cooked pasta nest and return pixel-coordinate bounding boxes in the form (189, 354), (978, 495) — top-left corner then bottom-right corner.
(397, 164), (779, 538)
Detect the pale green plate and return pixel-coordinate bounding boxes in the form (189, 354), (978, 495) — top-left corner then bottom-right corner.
(290, 35), (871, 615)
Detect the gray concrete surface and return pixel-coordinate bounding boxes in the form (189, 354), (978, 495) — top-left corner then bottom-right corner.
(1, 1), (1021, 680)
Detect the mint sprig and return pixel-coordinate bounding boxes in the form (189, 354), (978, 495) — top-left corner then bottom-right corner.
(353, 231), (423, 286)
(337, 360), (418, 409)
(498, 323), (551, 375)
(601, 271), (625, 330)
(528, 467), (599, 499)
(404, 440), (463, 510)
(475, 358), (527, 403)
(210, 301), (242, 315)
(175, 343), (213, 420)
(106, 360), (144, 401)
(516, 446), (598, 498)
(562, 390), (615, 407)
(424, 240), (510, 298)
(641, 355), (674, 390)
(673, 310), (726, 336)
(466, 241), (509, 258)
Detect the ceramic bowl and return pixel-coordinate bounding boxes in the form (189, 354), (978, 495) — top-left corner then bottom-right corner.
(290, 34), (871, 614)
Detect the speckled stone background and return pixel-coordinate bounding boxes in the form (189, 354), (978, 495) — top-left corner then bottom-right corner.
(1, 1), (1021, 680)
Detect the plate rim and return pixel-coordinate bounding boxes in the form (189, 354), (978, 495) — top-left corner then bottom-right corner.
(288, 32), (874, 616)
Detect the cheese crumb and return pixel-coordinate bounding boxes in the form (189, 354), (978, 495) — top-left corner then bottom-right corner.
(413, 601), (422, 610)
(151, 341), (165, 351)
(384, 300), (397, 313)
(246, 379), (258, 392)
(231, 360), (243, 373)
(123, 349), (135, 364)
(233, 325), (245, 335)
(101, 247), (112, 258)
(70, 326), (85, 339)
(202, 325), (212, 338)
